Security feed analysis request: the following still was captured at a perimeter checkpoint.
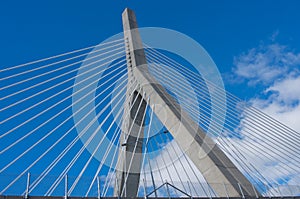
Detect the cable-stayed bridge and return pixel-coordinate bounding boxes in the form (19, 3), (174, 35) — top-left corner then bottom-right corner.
(1, 8), (300, 199)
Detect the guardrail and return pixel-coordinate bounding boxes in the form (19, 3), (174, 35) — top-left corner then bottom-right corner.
(0, 173), (299, 198)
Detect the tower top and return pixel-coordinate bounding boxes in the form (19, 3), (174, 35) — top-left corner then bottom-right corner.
(122, 8), (139, 31)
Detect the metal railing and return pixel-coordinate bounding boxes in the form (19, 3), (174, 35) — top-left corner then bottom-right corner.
(0, 173), (299, 198)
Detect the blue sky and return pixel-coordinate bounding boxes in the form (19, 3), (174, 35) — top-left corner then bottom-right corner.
(1, 0), (300, 128)
(1, 0), (300, 196)
(1, 0), (300, 98)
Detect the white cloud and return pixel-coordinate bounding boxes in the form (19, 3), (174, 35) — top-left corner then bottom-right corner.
(232, 42), (300, 86)
(230, 38), (300, 195)
(267, 74), (300, 103)
(231, 36), (300, 132)
(225, 127), (300, 195)
(250, 73), (300, 132)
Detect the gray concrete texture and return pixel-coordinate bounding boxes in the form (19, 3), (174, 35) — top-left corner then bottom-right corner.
(114, 8), (258, 197)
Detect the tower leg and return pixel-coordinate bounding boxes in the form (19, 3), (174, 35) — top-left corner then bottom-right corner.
(115, 8), (259, 197)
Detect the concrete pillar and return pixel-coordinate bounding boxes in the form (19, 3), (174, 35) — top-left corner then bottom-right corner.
(115, 8), (259, 197)
(113, 8), (147, 197)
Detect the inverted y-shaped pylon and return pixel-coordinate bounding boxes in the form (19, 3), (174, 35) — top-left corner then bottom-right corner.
(114, 8), (258, 197)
